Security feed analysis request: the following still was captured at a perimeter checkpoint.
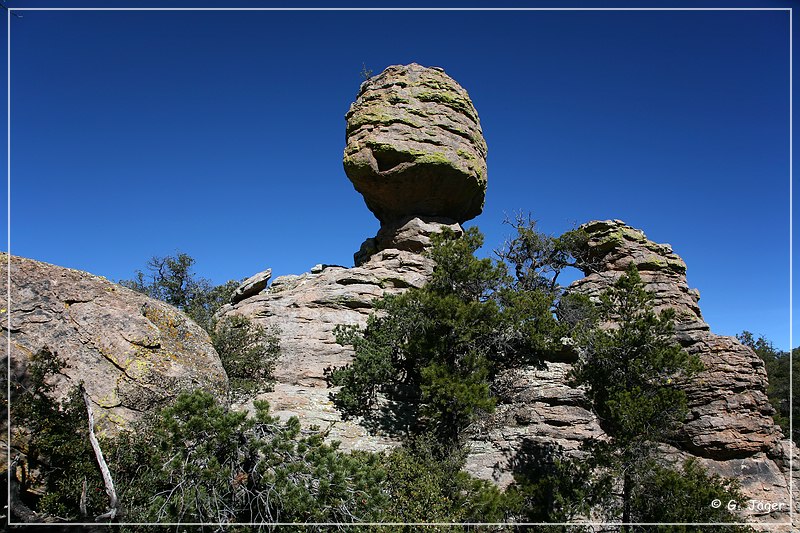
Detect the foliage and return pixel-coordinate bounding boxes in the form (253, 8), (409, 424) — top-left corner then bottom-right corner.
(737, 331), (798, 445)
(212, 315), (280, 400)
(14, 371), (512, 530)
(120, 252), (239, 332)
(360, 62), (373, 81)
(570, 264), (707, 527)
(495, 213), (590, 294)
(572, 264), (702, 442)
(15, 228), (775, 530)
(122, 252), (281, 402)
(377, 434), (509, 528)
(328, 227), (578, 444)
(629, 458), (751, 531)
(10, 348), (108, 519)
(110, 389), (388, 530)
(504, 440), (603, 526)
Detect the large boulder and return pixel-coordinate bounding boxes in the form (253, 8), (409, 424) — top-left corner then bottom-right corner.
(344, 63), (487, 224)
(2, 253), (228, 436)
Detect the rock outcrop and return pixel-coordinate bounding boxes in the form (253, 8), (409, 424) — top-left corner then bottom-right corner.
(344, 63), (487, 225)
(569, 220), (781, 460)
(463, 220), (796, 525)
(354, 215), (463, 266)
(217, 231), (439, 452)
(223, 62), (794, 525)
(570, 220), (796, 522)
(231, 268), (272, 304)
(3, 253), (229, 436)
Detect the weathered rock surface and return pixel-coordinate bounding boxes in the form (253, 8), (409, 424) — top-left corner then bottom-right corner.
(569, 221), (795, 522)
(221, 216), (796, 524)
(464, 220), (797, 525)
(231, 267), (272, 304)
(464, 363), (604, 486)
(217, 243), (438, 452)
(2, 253), (229, 435)
(355, 215), (464, 266)
(344, 63), (487, 224)
(569, 220), (780, 460)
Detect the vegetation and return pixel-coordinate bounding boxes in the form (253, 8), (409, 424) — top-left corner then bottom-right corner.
(11, 348), (107, 520)
(113, 390), (388, 528)
(328, 222), (748, 529)
(571, 265), (703, 524)
(212, 315), (279, 400)
(120, 252), (237, 333)
(12, 226), (775, 529)
(564, 265), (754, 529)
(327, 225), (588, 445)
(737, 331), (798, 445)
(121, 252), (279, 399)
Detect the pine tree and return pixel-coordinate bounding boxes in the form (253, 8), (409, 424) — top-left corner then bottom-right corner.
(571, 264), (704, 528)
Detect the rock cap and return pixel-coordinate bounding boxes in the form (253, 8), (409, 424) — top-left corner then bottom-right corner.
(344, 63), (487, 224)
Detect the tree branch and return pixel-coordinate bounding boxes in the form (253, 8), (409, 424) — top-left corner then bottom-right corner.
(81, 383), (118, 521)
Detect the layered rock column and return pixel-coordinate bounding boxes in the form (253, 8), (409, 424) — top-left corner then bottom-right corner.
(344, 63), (487, 264)
(568, 220), (795, 523)
(568, 220), (779, 459)
(465, 220), (795, 525)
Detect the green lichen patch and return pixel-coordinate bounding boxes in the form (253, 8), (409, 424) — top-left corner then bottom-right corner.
(417, 91), (478, 122)
(346, 110), (422, 134)
(415, 151), (453, 166)
(457, 148), (475, 160)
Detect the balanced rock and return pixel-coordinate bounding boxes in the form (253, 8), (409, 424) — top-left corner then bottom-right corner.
(2, 253), (228, 436)
(344, 63), (487, 224)
(231, 268), (272, 304)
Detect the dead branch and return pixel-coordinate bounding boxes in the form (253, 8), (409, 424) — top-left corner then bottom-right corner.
(81, 384), (118, 521)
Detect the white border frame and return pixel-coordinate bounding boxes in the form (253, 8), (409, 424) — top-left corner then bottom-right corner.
(4, 5), (793, 529)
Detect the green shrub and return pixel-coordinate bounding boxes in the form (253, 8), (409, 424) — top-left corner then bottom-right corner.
(120, 252), (239, 333)
(11, 348), (108, 520)
(112, 390), (388, 529)
(377, 434), (509, 530)
(212, 315), (279, 400)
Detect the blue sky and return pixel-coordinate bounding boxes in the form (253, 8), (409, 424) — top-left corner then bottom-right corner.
(2, 2), (795, 350)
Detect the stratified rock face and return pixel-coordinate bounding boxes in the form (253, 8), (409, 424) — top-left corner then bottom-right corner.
(354, 215), (464, 266)
(568, 220), (779, 459)
(568, 220), (796, 523)
(465, 220), (796, 525)
(344, 63), (487, 224)
(216, 242), (437, 453)
(2, 254), (228, 434)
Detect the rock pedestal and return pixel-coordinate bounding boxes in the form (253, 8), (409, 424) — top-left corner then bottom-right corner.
(344, 63), (487, 227)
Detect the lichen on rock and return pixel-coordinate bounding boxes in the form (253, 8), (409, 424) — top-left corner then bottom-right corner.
(344, 63), (487, 225)
(2, 253), (229, 437)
